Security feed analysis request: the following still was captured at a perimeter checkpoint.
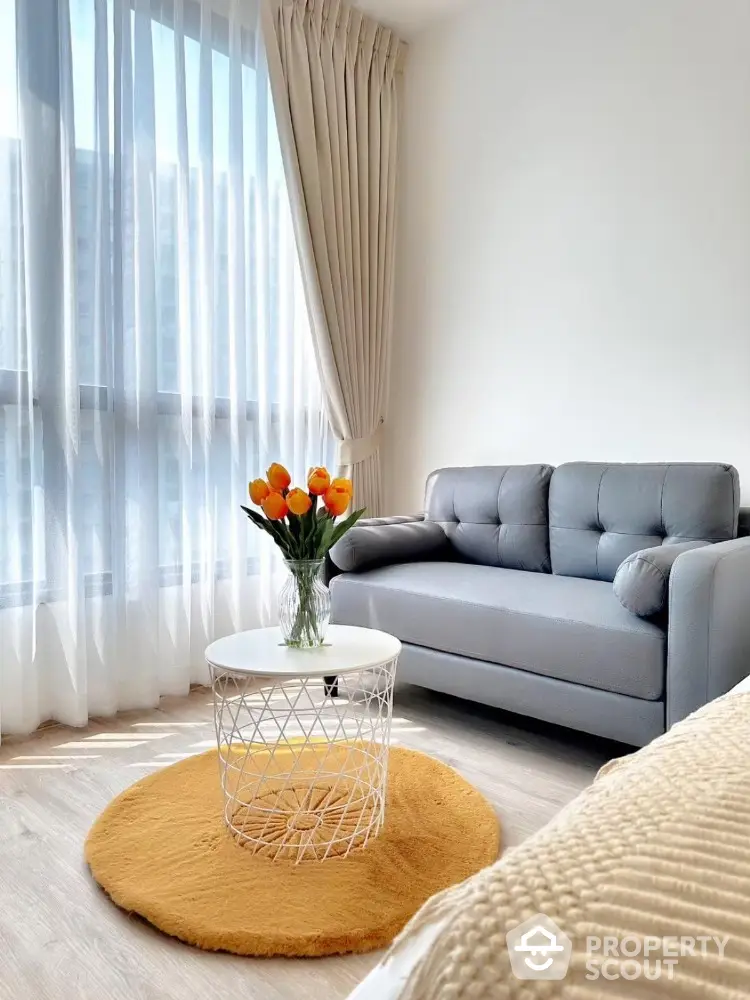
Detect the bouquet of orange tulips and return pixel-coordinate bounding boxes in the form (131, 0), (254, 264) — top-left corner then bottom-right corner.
(242, 463), (365, 647)
(242, 463), (365, 561)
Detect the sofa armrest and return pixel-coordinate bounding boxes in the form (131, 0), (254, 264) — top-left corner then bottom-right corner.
(328, 516), (448, 573)
(667, 537), (750, 726)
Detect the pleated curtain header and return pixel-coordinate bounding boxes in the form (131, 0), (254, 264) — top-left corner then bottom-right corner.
(278, 0), (408, 73)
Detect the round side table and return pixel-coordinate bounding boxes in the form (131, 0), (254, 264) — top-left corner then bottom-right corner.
(205, 625), (401, 863)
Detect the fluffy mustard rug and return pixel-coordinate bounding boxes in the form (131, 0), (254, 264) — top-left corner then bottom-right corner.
(85, 747), (500, 957)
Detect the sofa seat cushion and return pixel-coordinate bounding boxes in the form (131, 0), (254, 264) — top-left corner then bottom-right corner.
(330, 562), (666, 700)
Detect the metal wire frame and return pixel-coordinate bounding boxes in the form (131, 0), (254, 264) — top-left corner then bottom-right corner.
(210, 656), (397, 863)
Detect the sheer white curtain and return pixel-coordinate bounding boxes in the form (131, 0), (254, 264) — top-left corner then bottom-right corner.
(0, 0), (332, 737)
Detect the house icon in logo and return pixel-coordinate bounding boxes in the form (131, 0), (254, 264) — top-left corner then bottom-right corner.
(506, 913), (573, 980)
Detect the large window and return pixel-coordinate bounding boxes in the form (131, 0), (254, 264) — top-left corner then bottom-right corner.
(0, 0), (332, 607)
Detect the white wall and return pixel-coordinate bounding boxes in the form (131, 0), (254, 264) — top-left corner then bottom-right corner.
(386, 0), (750, 512)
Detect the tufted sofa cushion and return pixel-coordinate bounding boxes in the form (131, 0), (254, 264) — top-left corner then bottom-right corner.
(425, 465), (554, 572)
(549, 462), (739, 582)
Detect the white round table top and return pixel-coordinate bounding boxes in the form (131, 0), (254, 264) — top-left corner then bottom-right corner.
(205, 625), (401, 678)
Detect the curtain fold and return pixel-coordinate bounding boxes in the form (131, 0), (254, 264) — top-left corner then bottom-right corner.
(0, 0), (332, 738)
(263, 0), (406, 516)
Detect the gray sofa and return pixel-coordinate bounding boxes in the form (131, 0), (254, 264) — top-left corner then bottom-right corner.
(328, 462), (750, 746)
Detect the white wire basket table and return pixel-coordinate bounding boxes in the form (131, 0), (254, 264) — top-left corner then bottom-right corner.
(205, 625), (401, 863)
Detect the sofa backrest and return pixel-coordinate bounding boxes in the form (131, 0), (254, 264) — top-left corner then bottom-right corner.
(425, 465), (554, 572)
(549, 462), (739, 582)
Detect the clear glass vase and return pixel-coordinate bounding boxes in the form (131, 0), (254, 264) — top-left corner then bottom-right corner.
(279, 559), (331, 648)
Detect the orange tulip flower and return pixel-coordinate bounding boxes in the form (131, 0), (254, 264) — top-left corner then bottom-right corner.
(249, 479), (271, 506)
(262, 491), (289, 520)
(287, 488), (312, 516)
(307, 466), (331, 495)
(267, 463), (291, 492)
(324, 484), (350, 517)
(330, 477), (353, 496)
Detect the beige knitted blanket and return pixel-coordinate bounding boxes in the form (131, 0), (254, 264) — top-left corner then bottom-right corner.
(391, 692), (750, 999)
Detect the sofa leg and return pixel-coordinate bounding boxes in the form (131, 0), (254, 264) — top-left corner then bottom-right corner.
(323, 675), (339, 698)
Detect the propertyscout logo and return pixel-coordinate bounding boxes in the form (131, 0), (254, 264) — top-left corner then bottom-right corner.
(505, 913), (729, 982)
(506, 915), (572, 980)
(584, 933), (729, 982)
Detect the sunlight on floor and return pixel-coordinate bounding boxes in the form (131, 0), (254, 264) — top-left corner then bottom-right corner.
(11, 754), (102, 761)
(54, 740), (149, 750)
(3, 696), (427, 776)
(0, 763), (72, 769)
(82, 733), (175, 741)
(132, 722), (206, 728)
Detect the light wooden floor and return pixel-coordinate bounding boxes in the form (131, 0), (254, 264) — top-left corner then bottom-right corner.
(0, 683), (623, 1000)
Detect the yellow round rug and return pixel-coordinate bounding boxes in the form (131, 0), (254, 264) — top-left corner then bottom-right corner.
(85, 747), (500, 957)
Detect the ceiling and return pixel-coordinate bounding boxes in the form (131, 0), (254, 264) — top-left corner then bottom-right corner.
(354, 0), (470, 38)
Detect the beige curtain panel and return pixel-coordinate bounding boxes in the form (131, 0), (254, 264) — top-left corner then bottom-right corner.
(263, 0), (407, 516)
